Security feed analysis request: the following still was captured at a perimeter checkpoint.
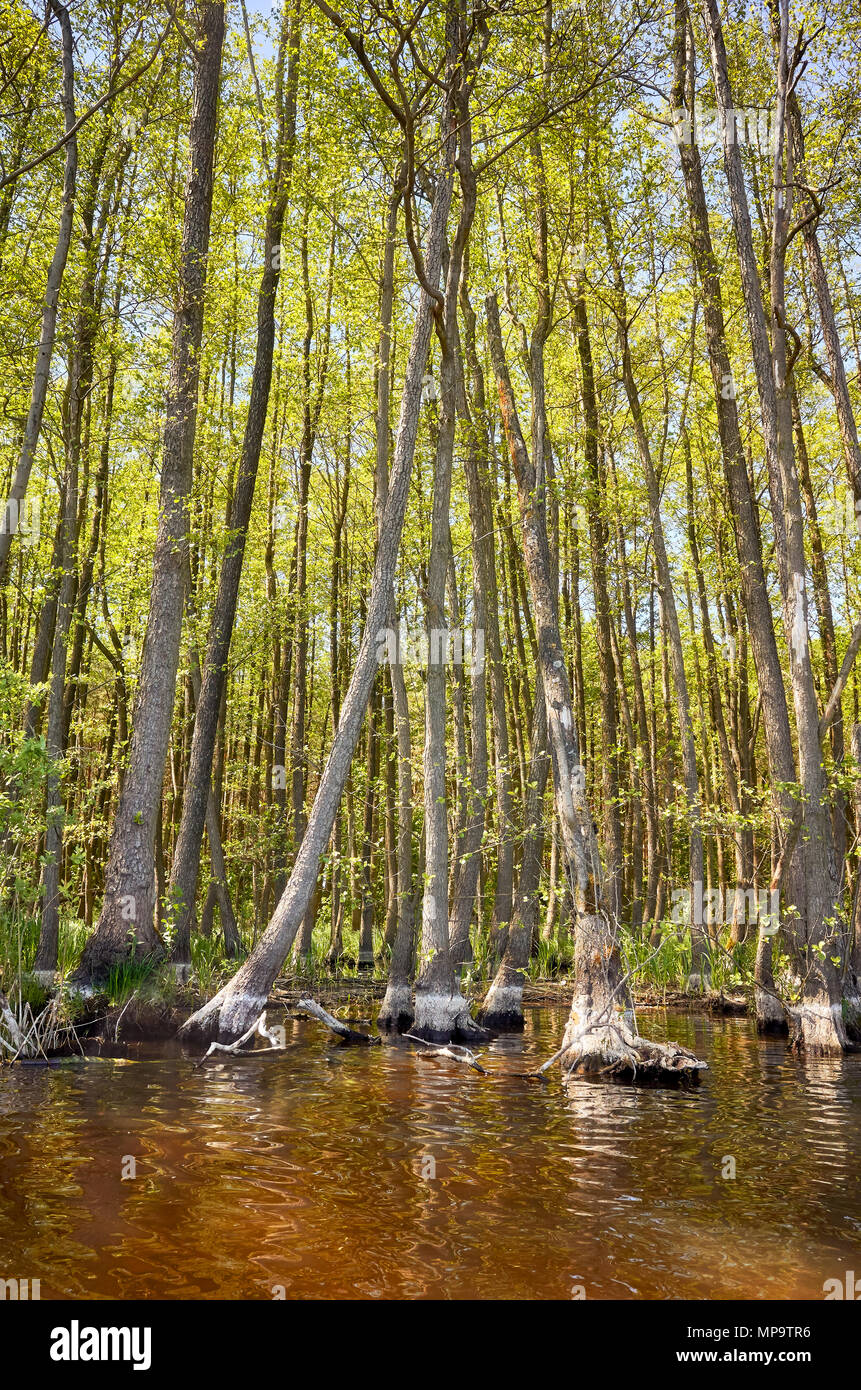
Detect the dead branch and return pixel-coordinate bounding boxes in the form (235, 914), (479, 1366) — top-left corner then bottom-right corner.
(194, 1010), (286, 1068)
(295, 997), (379, 1045)
(403, 1032), (487, 1074)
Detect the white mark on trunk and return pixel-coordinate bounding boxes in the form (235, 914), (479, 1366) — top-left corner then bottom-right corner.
(377, 982), (413, 1026)
(481, 982), (522, 1016)
(413, 990), (476, 1037)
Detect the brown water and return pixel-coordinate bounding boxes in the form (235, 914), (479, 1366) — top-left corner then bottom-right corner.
(1, 1006), (859, 1300)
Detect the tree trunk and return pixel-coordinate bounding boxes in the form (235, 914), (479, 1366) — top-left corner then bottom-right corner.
(703, 0), (846, 1051)
(675, 0), (793, 1029)
(479, 686), (549, 1028)
(167, 10), (299, 961)
(486, 293), (706, 1083)
(600, 220), (708, 991)
(75, 1), (225, 984)
(460, 274), (514, 947)
(411, 36), (480, 1041)
(448, 340), (490, 969)
(569, 277), (624, 923)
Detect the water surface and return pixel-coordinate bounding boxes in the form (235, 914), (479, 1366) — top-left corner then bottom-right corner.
(1, 1007), (859, 1299)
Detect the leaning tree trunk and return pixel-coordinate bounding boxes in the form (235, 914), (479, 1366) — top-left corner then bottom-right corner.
(486, 293), (706, 1083)
(179, 120), (456, 1046)
(74, 1), (225, 984)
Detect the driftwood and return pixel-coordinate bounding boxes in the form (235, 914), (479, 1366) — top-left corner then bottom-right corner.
(403, 1032), (487, 1074)
(194, 1010), (285, 1068)
(294, 997), (379, 1045)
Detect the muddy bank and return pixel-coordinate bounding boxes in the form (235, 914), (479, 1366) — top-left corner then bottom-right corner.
(524, 980), (749, 1015)
(2, 975), (750, 1059)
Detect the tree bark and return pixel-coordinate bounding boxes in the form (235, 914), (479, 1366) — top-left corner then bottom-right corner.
(75, 1), (225, 984)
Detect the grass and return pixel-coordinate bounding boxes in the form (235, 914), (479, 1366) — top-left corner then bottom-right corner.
(0, 908), (245, 1016)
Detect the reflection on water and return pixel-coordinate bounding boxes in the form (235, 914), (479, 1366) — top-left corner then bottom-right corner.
(0, 1007), (859, 1299)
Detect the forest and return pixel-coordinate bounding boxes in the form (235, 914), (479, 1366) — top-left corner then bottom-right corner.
(2, 0), (861, 1091)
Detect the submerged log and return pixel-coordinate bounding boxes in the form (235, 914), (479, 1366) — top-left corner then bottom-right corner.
(295, 997), (379, 1045)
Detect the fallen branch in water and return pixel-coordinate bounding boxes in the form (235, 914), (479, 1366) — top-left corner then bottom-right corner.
(530, 1044), (567, 1077)
(294, 997), (379, 1045)
(194, 1010), (286, 1068)
(403, 1032), (487, 1074)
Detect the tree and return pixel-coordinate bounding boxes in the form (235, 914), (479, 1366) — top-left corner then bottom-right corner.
(74, 0), (226, 983)
(180, 1), (462, 1044)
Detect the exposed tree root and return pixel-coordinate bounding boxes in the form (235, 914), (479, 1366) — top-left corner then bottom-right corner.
(193, 1010), (286, 1068)
(559, 1017), (708, 1087)
(179, 987), (268, 1046)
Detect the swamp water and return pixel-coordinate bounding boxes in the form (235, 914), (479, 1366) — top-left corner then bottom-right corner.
(0, 1006), (859, 1299)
